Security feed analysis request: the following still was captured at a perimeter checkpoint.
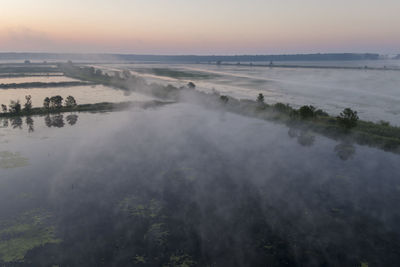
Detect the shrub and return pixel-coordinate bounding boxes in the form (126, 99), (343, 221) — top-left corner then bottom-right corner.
(273, 103), (291, 113)
(187, 82), (196, 89)
(337, 108), (359, 129)
(9, 100), (21, 114)
(65, 96), (77, 107)
(43, 97), (50, 109)
(24, 95), (32, 112)
(257, 93), (265, 104)
(49, 95), (63, 109)
(315, 109), (329, 117)
(299, 105), (316, 119)
(220, 95), (229, 104)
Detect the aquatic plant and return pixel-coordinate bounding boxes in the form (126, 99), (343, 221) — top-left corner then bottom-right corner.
(0, 211), (61, 263)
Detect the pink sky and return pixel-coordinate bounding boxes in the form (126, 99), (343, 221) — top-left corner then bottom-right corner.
(1, 0), (399, 54)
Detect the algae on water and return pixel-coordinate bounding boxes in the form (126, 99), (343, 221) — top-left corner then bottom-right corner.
(0, 211), (61, 263)
(119, 196), (163, 219)
(0, 151), (29, 169)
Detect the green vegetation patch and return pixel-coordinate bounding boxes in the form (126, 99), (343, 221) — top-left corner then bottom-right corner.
(0, 211), (61, 263)
(0, 151), (29, 169)
(164, 254), (196, 267)
(119, 197), (163, 219)
(145, 222), (169, 246)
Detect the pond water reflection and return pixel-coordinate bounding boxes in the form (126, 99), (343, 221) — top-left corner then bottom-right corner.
(1, 113), (79, 133)
(0, 84), (155, 107)
(0, 104), (399, 266)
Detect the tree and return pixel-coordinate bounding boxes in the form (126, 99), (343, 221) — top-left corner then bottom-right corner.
(299, 105), (316, 119)
(9, 100), (21, 114)
(315, 109), (328, 117)
(187, 82), (196, 89)
(257, 93), (265, 104)
(220, 95), (229, 104)
(50, 95), (63, 109)
(24, 95), (32, 112)
(273, 103), (291, 113)
(65, 96), (77, 107)
(1, 104), (7, 113)
(43, 97), (50, 109)
(337, 108), (359, 129)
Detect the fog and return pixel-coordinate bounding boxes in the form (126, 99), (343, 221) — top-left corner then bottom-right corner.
(1, 100), (399, 266)
(100, 62), (400, 125)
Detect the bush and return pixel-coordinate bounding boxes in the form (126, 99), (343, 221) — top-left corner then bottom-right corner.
(315, 109), (329, 117)
(299, 105), (316, 119)
(24, 95), (32, 112)
(257, 93), (264, 103)
(273, 103), (292, 113)
(43, 97), (50, 109)
(220, 95), (229, 104)
(65, 96), (77, 107)
(49, 95), (63, 109)
(337, 108), (359, 129)
(9, 100), (21, 114)
(187, 82), (196, 89)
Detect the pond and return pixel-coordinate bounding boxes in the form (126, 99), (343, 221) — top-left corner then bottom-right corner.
(0, 103), (399, 266)
(0, 77), (155, 107)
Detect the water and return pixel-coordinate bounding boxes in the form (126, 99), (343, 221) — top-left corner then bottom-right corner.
(0, 76), (79, 84)
(0, 103), (399, 266)
(98, 61), (400, 125)
(0, 76), (155, 107)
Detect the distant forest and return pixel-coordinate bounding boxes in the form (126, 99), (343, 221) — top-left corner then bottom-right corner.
(0, 52), (383, 63)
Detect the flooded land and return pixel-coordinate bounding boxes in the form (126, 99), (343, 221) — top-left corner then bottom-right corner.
(95, 61), (400, 125)
(0, 61), (399, 266)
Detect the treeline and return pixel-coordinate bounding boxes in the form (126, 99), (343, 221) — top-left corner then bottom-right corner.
(1, 95), (77, 116)
(0, 66), (59, 74)
(216, 93), (400, 152)
(0, 52), (381, 62)
(60, 63), (400, 154)
(0, 81), (94, 89)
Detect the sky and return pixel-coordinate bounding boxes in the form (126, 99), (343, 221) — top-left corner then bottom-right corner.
(0, 0), (399, 55)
